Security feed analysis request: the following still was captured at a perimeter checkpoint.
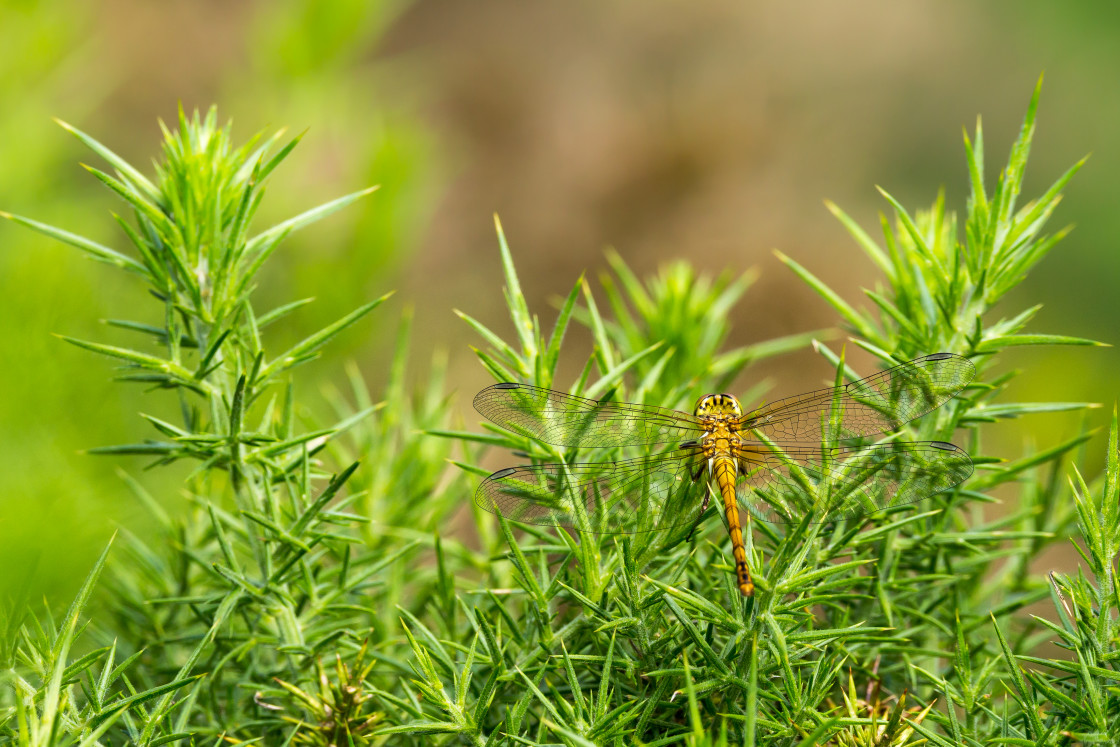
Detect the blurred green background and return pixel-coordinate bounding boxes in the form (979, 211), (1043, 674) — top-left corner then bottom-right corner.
(1, 0), (1117, 599)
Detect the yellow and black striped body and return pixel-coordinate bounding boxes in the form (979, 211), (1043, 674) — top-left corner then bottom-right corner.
(693, 393), (753, 596)
(714, 456), (752, 595)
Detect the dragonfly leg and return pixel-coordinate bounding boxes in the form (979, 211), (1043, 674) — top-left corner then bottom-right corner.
(685, 488), (711, 542)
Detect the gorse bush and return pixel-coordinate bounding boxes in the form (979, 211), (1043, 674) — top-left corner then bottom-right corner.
(0, 80), (1116, 745)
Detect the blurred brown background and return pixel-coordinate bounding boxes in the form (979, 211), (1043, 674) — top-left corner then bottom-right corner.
(1, 0), (1116, 595)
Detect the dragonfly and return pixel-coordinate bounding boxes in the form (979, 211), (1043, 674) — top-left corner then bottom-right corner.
(473, 353), (975, 596)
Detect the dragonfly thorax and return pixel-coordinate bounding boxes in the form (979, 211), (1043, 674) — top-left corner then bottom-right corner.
(693, 393), (744, 420)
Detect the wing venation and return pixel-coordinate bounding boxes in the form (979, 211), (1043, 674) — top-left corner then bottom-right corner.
(737, 441), (973, 524)
(474, 383), (702, 448)
(475, 453), (706, 534)
(741, 353), (975, 442)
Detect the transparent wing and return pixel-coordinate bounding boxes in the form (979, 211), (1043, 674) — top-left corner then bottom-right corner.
(474, 383), (703, 448)
(740, 353), (975, 443)
(737, 440), (974, 524)
(475, 452), (707, 534)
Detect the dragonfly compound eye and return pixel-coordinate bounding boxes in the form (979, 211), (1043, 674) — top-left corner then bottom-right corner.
(694, 393), (743, 418)
(720, 394), (743, 418)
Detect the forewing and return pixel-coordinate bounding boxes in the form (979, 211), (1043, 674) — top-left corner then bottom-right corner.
(474, 383), (703, 447)
(475, 453), (705, 534)
(737, 441), (973, 524)
(741, 353), (975, 442)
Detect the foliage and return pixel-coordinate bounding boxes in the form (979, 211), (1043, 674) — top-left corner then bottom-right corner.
(1, 540), (199, 746)
(399, 78), (1111, 745)
(1, 79), (1118, 746)
(0, 0), (435, 602)
(0, 108), (413, 745)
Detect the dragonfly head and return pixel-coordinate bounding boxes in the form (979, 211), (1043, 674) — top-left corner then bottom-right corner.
(693, 393), (743, 419)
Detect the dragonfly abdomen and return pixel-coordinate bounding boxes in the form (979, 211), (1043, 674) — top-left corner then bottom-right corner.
(714, 455), (753, 596)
